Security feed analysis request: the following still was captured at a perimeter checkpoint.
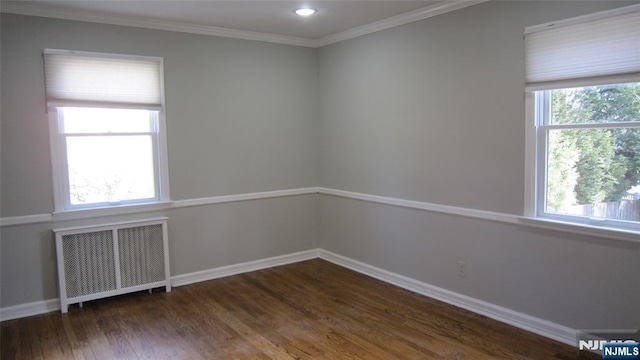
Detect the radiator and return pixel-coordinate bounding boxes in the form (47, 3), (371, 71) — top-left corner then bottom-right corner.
(54, 218), (171, 313)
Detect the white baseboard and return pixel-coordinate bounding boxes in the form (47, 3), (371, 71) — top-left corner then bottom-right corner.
(0, 299), (60, 322)
(170, 248), (321, 287)
(1, 249), (320, 321)
(0, 247), (579, 350)
(317, 249), (578, 347)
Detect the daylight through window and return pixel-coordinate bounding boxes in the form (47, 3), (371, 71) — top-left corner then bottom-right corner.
(525, 5), (640, 231)
(537, 83), (640, 225)
(44, 49), (169, 211)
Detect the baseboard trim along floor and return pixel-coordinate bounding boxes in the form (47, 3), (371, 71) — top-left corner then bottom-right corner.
(0, 247), (578, 349)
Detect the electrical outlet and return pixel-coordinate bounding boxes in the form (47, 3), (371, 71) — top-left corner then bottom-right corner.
(458, 261), (467, 278)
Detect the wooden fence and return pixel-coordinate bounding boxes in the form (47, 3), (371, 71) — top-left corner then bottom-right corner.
(570, 199), (640, 221)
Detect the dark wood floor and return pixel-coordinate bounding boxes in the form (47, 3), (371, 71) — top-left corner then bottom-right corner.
(2, 259), (597, 359)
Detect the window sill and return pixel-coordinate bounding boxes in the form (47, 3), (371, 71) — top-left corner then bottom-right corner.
(518, 216), (640, 244)
(52, 201), (173, 222)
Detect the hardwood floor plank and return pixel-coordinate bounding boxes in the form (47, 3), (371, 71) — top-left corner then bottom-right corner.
(1, 260), (599, 359)
(75, 309), (118, 360)
(254, 263), (489, 359)
(22, 316), (45, 360)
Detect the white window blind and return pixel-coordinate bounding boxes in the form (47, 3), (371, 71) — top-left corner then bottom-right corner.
(525, 4), (640, 91)
(44, 49), (163, 109)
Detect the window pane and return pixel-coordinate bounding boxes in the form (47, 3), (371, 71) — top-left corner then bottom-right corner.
(546, 128), (640, 222)
(62, 107), (153, 133)
(550, 83), (640, 125)
(66, 135), (156, 205)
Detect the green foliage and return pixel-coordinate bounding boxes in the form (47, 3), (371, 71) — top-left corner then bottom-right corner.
(548, 83), (640, 207)
(573, 129), (615, 204)
(546, 130), (578, 211)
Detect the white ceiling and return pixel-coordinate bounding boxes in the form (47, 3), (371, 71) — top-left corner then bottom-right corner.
(1, 0), (486, 46)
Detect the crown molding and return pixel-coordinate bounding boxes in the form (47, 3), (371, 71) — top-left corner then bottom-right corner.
(0, 1), (316, 47)
(1, 0), (489, 48)
(314, 0), (489, 47)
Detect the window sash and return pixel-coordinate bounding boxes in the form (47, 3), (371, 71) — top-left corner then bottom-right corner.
(53, 109), (163, 211)
(534, 91), (640, 231)
(56, 111), (162, 210)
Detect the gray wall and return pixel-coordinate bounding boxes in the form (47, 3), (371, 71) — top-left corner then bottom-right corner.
(318, 196), (640, 329)
(0, 14), (319, 307)
(318, 0), (639, 215)
(1, 14), (318, 216)
(317, 1), (640, 329)
(2, 0), (639, 332)
(1, 196), (318, 307)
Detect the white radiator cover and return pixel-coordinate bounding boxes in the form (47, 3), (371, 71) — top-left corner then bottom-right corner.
(54, 217), (171, 313)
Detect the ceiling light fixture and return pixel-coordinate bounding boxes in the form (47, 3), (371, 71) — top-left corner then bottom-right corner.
(294, 8), (317, 16)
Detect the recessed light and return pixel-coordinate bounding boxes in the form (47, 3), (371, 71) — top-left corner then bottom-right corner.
(294, 8), (317, 16)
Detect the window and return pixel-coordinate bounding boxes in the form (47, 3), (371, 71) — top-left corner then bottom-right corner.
(44, 49), (170, 211)
(525, 5), (640, 231)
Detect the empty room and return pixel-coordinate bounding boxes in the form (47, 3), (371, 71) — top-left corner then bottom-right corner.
(1, 0), (639, 359)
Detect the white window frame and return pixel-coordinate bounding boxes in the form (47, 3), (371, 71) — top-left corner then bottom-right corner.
(46, 50), (171, 214)
(523, 5), (640, 237)
(525, 82), (640, 232)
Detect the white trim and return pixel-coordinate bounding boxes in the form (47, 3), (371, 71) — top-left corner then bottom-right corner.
(319, 188), (640, 242)
(524, 92), (537, 217)
(157, 62), (172, 203)
(524, 4), (640, 35)
(3, 187), (639, 241)
(51, 201), (173, 222)
(48, 109), (65, 211)
(171, 187), (318, 208)
(0, 188), (319, 227)
(0, 213), (53, 227)
(317, 249), (578, 347)
(0, 248), (319, 321)
(542, 121), (640, 131)
(315, 0), (488, 47)
(52, 216), (168, 234)
(318, 187), (519, 224)
(0, 247), (582, 349)
(0, 299), (60, 322)
(171, 248), (320, 287)
(1, 1), (488, 48)
(518, 217), (640, 244)
(0, 2), (314, 48)
(525, 85), (640, 240)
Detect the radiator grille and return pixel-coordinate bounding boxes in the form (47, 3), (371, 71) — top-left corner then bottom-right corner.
(55, 218), (171, 313)
(61, 230), (117, 298)
(118, 224), (165, 288)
